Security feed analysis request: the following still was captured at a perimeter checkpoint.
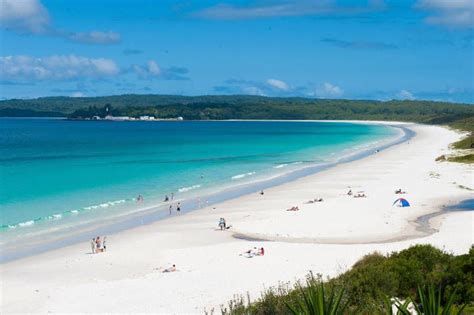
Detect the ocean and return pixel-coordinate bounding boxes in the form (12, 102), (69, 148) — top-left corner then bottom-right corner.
(0, 119), (402, 259)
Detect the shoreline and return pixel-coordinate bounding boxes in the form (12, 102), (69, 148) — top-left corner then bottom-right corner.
(0, 121), (409, 263)
(231, 197), (473, 245)
(1, 122), (472, 314)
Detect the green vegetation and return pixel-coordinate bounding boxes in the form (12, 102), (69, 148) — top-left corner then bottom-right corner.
(448, 154), (474, 164)
(1, 95), (473, 123)
(220, 245), (473, 314)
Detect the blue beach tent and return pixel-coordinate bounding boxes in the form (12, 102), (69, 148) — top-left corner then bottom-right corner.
(393, 198), (410, 207)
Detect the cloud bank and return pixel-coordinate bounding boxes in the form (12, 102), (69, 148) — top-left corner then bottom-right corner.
(0, 0), (121, 44)
(0, 55), (188, 82)
(0, 55), (119, 81)
(416, 0), (473, 28)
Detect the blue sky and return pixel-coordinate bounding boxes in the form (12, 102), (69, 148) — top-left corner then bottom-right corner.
(0, 0), (472, 103)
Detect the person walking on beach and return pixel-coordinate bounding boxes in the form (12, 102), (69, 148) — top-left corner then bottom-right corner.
(176, 202), (181, 214)
(103, 236), (107, 251)
(96, 236), (102, 252)
(171, 193), (174, 201)
(169, 204), (173, 215)
(90, 238), (96, 254)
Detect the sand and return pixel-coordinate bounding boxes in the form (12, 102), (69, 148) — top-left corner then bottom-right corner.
(1, 122), (472, 314)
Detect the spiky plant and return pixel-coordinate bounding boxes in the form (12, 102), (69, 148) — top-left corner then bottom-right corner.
(382, 295), (412, 315)
(411, 285), (465, 315)
(286, 277), (348, 315)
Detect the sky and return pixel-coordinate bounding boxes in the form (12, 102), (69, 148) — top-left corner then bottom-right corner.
(0, 0), (473, 103)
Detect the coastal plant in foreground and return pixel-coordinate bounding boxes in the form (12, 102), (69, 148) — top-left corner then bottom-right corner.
(410, 285), (465, 315)
(285, 275), (348, 315)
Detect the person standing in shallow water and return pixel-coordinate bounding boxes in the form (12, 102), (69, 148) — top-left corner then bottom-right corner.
(90, 238), (96, 254)
(176, 202), (181, 214)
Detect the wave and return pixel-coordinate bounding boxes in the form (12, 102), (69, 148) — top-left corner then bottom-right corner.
(1, 199), (129, 232)
(232, 172), (256, 180)
(18, 220), (35, 227)
(178, 185), (201, 193)
(274, 164), (288, 169)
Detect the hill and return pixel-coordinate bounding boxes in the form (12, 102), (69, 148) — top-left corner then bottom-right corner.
(1, 95), (473, 128)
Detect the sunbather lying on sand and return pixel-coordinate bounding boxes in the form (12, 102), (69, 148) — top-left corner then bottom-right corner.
(395, 189), (407, 194)
(240, 247), (264, 258)
(354, 193), (367, 198)
(163, 265), (177, 273)
(305, 198), (323, 204)
(286, 206), (300, 211)
(155, 264), (177, 273)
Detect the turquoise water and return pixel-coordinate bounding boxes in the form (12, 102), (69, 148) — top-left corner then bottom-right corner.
(0, 119), (399, 247)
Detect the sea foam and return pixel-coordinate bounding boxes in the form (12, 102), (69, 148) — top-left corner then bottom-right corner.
(232, 172), (256, 180)
(178, 185), (201, 192)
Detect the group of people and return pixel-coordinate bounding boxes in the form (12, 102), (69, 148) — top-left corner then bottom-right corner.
(168, 202), (182, 215)
(347, 189), (366, 198)
(163, 193), (174, 202)
(241, 247), (265, 258)
(305, 198), (323, 204)
(91, 236), (107, 254)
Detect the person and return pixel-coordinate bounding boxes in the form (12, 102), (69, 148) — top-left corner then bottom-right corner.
(260, 190), (264, 195)
(176, 202), (181, 214)
(164, 195), (169, 202)
(171, 193), (174, 201)
(95, 236), (102, 252)
(241, 247), (258, 258)
(169, 204), (173, 215)
(286, 206), (299, 211)
(137, 194), (143, 202)
(163, 264), (177, 273)
(218, 218), (226, 230)
(90, 238), (96, 254)
(347, 189), (353, 196)
(259, 247), (265, 256)
(103, 236), (107, 251)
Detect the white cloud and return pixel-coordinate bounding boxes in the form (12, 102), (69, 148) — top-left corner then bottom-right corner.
(397, 89), (415, 100)
(71, 92), (85, 97)
(132, 60), (162, 78)
(266, 78), (290, 91)
(0, 0), (121, 44)
(416, 0), (473, 28)
(68, 31), (121, 45)
(312, 82), (344, 98)
(243, 86), (265, 96)
(0, 55), (120, 81)
(147, 60), (161, 76)
(0, 0), (50, 34)
(193, 1), (384, 20)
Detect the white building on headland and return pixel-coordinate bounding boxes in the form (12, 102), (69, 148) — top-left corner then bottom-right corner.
(104, 115), (133, 121)
(139, 116), (156, 121)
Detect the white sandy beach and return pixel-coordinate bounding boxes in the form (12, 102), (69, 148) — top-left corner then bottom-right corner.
(1, 122), (473, 314)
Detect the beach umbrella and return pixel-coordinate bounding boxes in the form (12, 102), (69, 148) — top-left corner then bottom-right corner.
(393, 198), (410, 207)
